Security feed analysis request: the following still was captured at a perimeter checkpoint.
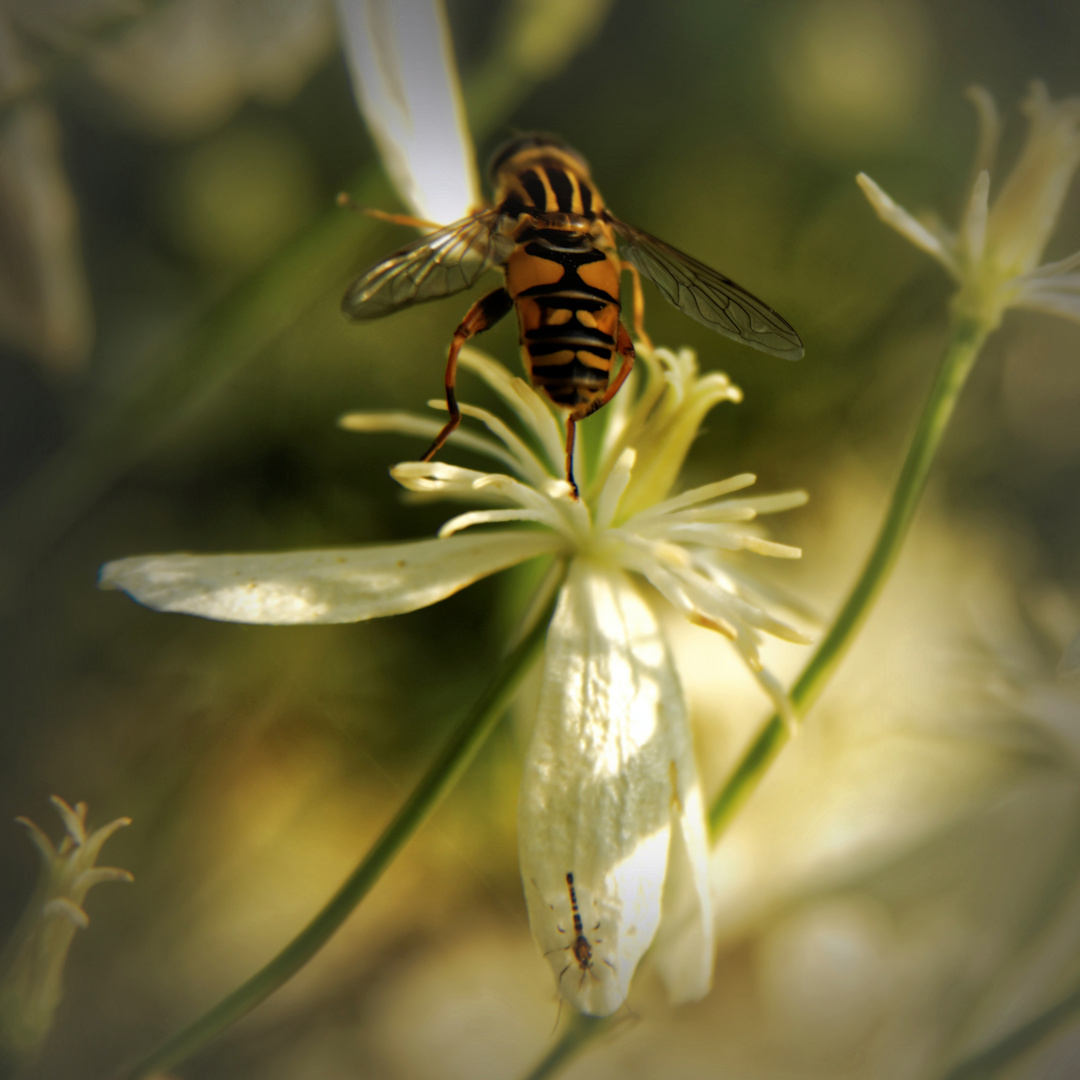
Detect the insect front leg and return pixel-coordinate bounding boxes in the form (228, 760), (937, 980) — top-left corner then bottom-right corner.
(422, 287), (513, 463)
(335, 194), (443, 232)
(564, 323), (637, 498)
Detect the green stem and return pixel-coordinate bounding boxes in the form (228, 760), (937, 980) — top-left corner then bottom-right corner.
(941, 979), (1080, 1080)
(521, 1015), (614, 1080)
(122, 587), (559, 1080)
(709, 314), (990, 839)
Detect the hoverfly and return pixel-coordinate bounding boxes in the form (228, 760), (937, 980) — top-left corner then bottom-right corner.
(342, 134), (803, 496)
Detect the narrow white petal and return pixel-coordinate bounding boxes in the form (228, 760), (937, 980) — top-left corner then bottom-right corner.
(716, 561), (825, 627)
(740, 536), (802, 559)
(334, 0), (478, 224)
(1021, 248), (1080, 279)
(654, 489), (808, 528)
(593, 448), (636, 531)
(423, 395), (550, 485)
(651, 778), (713, 1003)
(520, 564), (693, 1016)
(391, 459), (492, 493)
(715, 491), (810, 516)
(629, 474), (758, 523)
(75, 866), (134, 890)
(460, 348), (565, 473)
(986, 81), (1080, 276)
(16, 816), (57, 862)
(1013, 277), (1080, 323)
(965, 85), (1001, 181)
(856, 173), (961, 277)
(100, 531), (559, 624)
(650, 508), (758, 529)
(455, 401), (552, 486)
(50, 795), (87, 846)
(392, 461), (584, 540)
(338, 410), (520, 472)
(437, 509), (549, 537)
(745, 653), (799, 732)
(639, 522), (752, 549)
(961, 169), (990, 265)
(43, 898), (89, 929)
(642, 556), (811, 647)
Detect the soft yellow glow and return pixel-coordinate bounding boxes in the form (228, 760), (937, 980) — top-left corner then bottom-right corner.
(774, 0), (933, 155)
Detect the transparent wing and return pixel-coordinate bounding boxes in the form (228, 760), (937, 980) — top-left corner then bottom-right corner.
(342, 210), (512, 319)
(608, 216), (804, 359)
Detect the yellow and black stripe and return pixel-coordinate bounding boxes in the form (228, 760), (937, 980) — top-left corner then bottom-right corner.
(492, 136), (623, 412)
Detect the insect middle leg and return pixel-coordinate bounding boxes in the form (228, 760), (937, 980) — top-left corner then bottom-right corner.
(422, 288), (514, 463)
(620, 260), (653, 351)
(564, 323), (637, 498)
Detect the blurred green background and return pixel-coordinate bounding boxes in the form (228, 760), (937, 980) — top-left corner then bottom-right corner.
(2, 1), (1080, 1078)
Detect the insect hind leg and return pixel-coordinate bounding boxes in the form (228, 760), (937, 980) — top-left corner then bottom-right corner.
(422, 287), (513, 463)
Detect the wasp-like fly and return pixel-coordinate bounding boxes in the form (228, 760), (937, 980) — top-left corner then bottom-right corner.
(343, 134), (803, 496)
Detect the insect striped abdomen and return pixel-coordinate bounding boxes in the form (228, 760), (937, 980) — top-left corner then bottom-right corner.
(505, 232), (622, 409)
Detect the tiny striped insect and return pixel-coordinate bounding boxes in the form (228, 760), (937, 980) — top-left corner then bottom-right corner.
(342, 134), (804, 496)
(545, 871), (615, 993)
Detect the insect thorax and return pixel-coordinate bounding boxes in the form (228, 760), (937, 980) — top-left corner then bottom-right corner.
(493, 145), (605, 220)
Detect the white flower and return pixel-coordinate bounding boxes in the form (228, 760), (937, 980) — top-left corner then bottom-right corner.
(100, 345), (809, 1014)
(857, 82), (1080, 329)
(0, 797), (132, 1057)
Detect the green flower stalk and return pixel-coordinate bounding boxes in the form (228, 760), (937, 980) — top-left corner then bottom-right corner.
(0, 797), (132, 1059)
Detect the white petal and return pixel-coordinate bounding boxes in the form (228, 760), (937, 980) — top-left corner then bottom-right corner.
(856, 173), (961, 278)
(650, 776), (713, 1003)
(1021, 248), (1080, 278)
(437, 509), (550, 537)
(593, 448), (636, 531)
(460, 348), (565, 474)
(43, 897), (89, 929)
(338, 410), (520, 472)
(986, 81), (1080, 276)
(392, 461), (583, 539)
(1013, 276), (1080, 324)
(334, 0), (478, 224)
(520, 564), (694, 1016)
(960, 169), (990, 265)
(454, 401), (553, 486)
(100, 531), (559, 624)
(740, 536), (802, 559)
(50, 795), (87, 846)
(965, 85), (1001, 181)
(629, 474), (758, 523)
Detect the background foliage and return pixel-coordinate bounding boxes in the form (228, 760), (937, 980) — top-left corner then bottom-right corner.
(2, 1), (1079, 1077)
